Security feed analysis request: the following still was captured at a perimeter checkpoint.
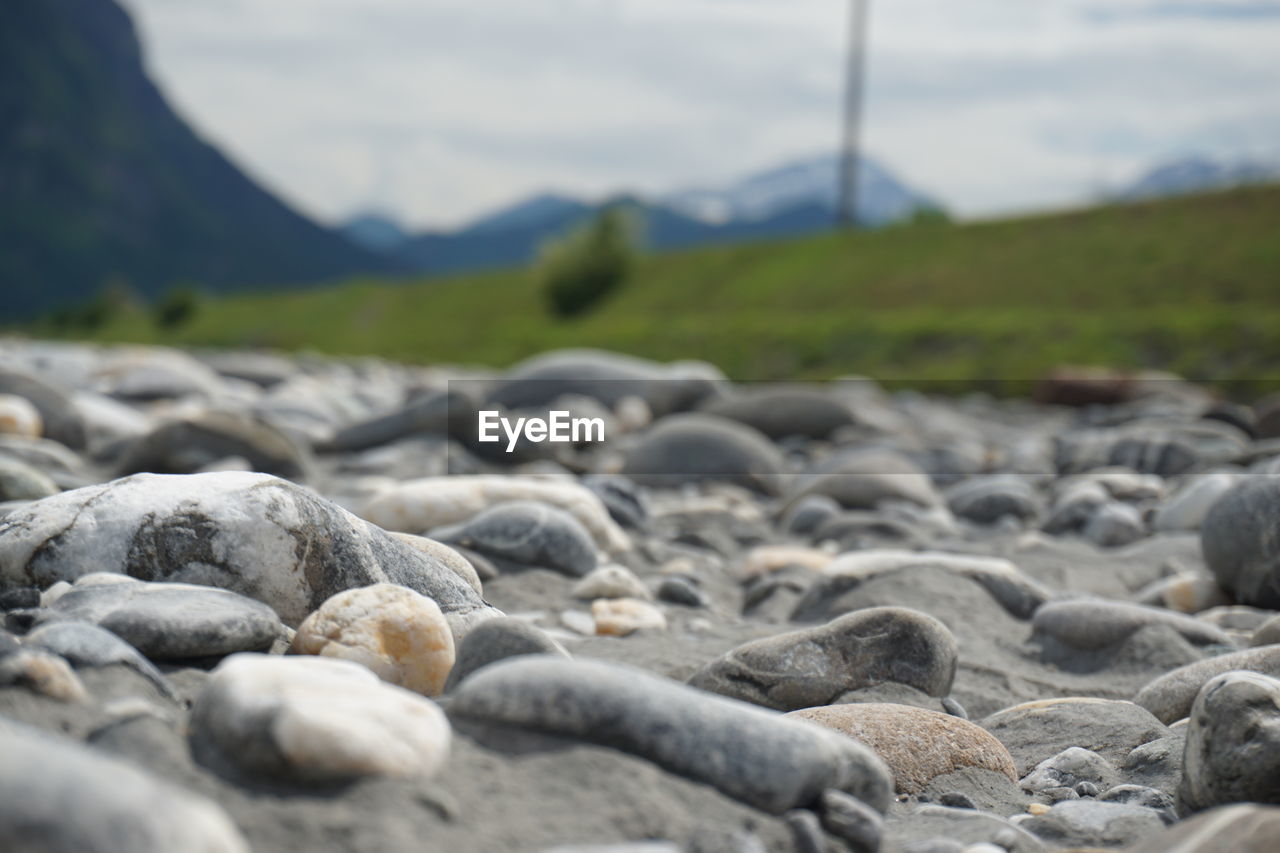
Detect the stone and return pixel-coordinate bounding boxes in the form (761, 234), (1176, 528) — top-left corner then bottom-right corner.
(1254, 615), (1280, 646)
(593, 598), (668, 636)
(980, 698), (1171, 775)
(0, 717), (248, 852)
(117, 410), (309, 479)
(1127, 803), (1280, 853)
(1019, 748), (1118, 795)
(888, 805), (1043, 852)
(582, 474), (649, 530)
(946, 476), (1041, 525)
(1135, 573), (1231, 614)
(0, 648), (88, 701)
(785, 448), (940, 511)
(25, 621), (174, 698)
(0, 586), (39, 611)
(0, 456), (59, 501)
(1133, 645), (1280, 723)
(621, 413), (786, 495)
(291, 583), (455, 696)
(0, 368), (86, 448)
(319, 389), (456, 452)
(33, 575), (285, 660)
(189, 653), (451, 783)
(656, 575), (708, 607)
(699, 385), (855, 440)
(818, 788), (883, 853)
(1082, 501), (1145, 547)
(1042, 480), (1110, 534)
(0, 471), (497, 628)
(433, 500), (598, 577)
(1154, 471), (1242, 532)
(1020, 799), (1166, 847)
(1179, 670), (1280, 811)
(688, 607), (957, 710)
(443, 617), (568, 691)
(793, 550), (1050, 621)
(572, 565), (651, 600)
(787, 703), (1017, 794)
(741, 545), (833, 577)
(1098, 784), (1176, 822)
(448, 655), (894, 815)
(1031, 599), (1231, 651)
(389, 532), (484, 594)
(782, 494), (842, 537)
(1201, 475), (1280, 607)
(359, 475), (630, 553)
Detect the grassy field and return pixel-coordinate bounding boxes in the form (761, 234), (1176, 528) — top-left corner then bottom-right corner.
(33, 185), (1280, 391)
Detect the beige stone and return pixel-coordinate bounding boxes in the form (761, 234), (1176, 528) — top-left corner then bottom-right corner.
(786, 703), (1018, 794)
(572, 565), (651, 601)
(0, 394), (41, 438)
(292, 583), (455, 696)
(741, 545), (832, 577)
(592, 597), (667, 636)
(0, 649), (87, 702)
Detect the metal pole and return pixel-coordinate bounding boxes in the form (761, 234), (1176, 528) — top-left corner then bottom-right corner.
(837, 0), (869, 228)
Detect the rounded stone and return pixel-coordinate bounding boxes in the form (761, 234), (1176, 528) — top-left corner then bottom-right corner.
(1127, 803), (1280, 853)
(1201, 475), (1280, 607)
(1134, 645), (1280, 724)
(621, 413), (786, 495)
(1031, 599), (1231, 651)
(786, 703), (1017, 794)
(432, 500), (598, 577)
(292, 583), (456, 696)
(946, 476), (1040, 525)
(572, 564), (651, 600)
(0, 717), (248, 853)
(0, 456), (58, 502)
(592, 597), (668, 636)
(785, 448), (940, 511)
(1180, 670), (1280, 811)
(116, 410), (309, 479)
(699, 385), (855, 440)
(189, 653), (451, 783)
(688, 606), (958, 711)
(447, 655), (894, 815)
(979, 698), (1171, 775)
(443, 617), (568, 692)
(0, 392), (43, 437)
(1154, 471), (1242, 532)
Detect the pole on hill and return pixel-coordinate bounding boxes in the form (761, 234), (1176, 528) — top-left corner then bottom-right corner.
(836, 0), (869, 229)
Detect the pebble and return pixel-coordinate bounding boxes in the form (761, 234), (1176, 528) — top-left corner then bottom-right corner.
(0, 471), (497, 628)
(1201, 474), (1280, 607)
(117, 409), (308, 478)
(291, 583), (456, 696)
(740, 544), (833, 577)
(0, 456), (59, 501)
(785, 447), (940, 510)
(1179, 670), (1280, 812)
(1031, 599), (1231, 651)
(1019, 747), (1118, 794)
(782, 494), (842, 536)
(1133, 644), (1280, 723)
(359, 475), (630, 554)
(189, 653), (451, 783)
(979, 698), (1171, 775)
(572, 565), (652, 600)
(446, 655), (894, 815)
(433, 500), (598, 577)
(1127, 803), (1280, 852)
(689, 607), (957, 710)
(0, 647), (88, 701)
(443, 617), (569, 691)
(0, 392), (43, 437)
(787, 703), (1017, 793)
(655, 575), (708, 607)
(389, 532), (485, 594)
(0, 367), (86, 448)
(818, 788), (883, 853)
(0, 716), (249, 852)
(621, 413), (786, 495)
(946, 476), (1041, 525)
(1154, 471), (1242, 532)
(25, 621), (174, 698)
(699, 386), (855, 440)
(32, 575), (285, 660)
(1082, 501), (1146, 547)
(1019, 799), (1166, 847)
(592, 598), (668, 636)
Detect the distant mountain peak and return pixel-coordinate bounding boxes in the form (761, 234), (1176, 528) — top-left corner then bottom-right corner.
(1117, 155), (1279, 201)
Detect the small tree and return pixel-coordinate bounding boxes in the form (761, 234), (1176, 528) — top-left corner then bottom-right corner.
(79, 278), (142, 330)
(154, 284), (202, 330)
(538, 206), (637, 318)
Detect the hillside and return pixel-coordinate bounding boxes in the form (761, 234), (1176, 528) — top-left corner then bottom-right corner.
(0, 0), (391, 319)
(37, 186), (1280, 388)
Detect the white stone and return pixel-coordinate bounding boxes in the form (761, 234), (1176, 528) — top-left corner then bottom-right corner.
(592, 598), (667, 636)
(191, 654), (451, 783)
(359, 475), (630, 553)
(1155, 471), (1243, 532)
(572, 565), (651, 601)
(292, 584), (456, 696)
(0, 393), (41, 438)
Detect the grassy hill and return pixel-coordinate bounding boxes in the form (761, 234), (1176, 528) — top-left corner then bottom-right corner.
(31, 185), (1280, 390)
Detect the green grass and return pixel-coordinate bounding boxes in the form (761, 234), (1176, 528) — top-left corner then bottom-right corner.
(33, 186), (1280, 391)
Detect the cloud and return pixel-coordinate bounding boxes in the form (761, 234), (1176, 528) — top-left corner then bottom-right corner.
(120, 0), (1280, 227)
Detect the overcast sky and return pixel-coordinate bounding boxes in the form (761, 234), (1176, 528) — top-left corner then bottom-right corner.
(119, 0), (1280, 229)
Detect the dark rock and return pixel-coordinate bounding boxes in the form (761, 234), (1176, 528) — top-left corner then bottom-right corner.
(582, 474), (649, 530)
(432, 500), (598, 577)
(621, 414), (785, 495)
(781, 494), (841, 537)
(947, 476), (1040, 525)
(656, 575), (708, 608)
(444, 617), (569, 692)
(699, 386), (854, 440)
(0, 586), (40, 611)
(117, 410), (309, 479)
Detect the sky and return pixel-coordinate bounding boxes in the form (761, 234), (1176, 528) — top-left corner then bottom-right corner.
(119, 0), (1280, 229)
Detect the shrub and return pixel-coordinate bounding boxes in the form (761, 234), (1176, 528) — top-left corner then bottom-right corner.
(154, 284), (202, 330)
(538, 206), (637, 318)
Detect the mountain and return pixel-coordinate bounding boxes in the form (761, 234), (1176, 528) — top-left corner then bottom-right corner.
(367, 153), (940, 277)
(0, 0), (392, 319)
(341, 213), (412, 253)
(1117, 156), (1279, 201)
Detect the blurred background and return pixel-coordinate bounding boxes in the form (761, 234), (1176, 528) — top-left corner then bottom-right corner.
(3, 0), (1279, 386)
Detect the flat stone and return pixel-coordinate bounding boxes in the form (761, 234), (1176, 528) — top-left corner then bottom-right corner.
(447, 655), (894, 815)
(1031, 599), (1231, 651)
(688, 607), (957, 711)
(433, 500), (598, 577)
(592, 598), (667, 636)
(117, 410), (309, 479)
(699, 385), (855, 440)
(1020, 799), (1166, 848)
(785, 448), (939, 511)
(1133, 645), (1280, 723)
(34, 575), (285, 660)
(25, 621), (174, 698)
(292, 583), (455, 696)
(0, 717), (248, 852)
(786, 703), (1017, 794)
(360, 475), (629, 554)
(947, 476), (1041, 525)
(621, 413), (786, 495)
(572, 565), (651, 600)
(0, 471), (497, 629)
(1180, 670), (1280, 812)
(189, 653), (451, 783)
